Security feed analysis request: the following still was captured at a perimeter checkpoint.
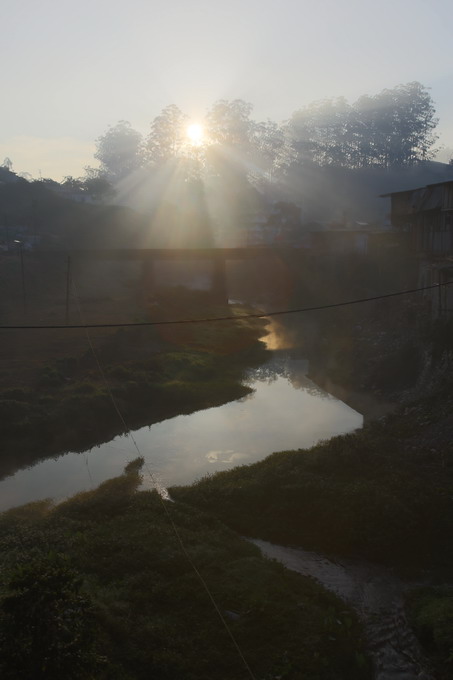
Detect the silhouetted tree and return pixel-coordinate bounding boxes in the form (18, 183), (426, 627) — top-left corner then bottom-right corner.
(286, 83), (438, 171)
(145, 104), (189, 165)
(205, 99), (255, 148)
(287, 98), (351, 167)
(62, 175), (84, 191)
(204, 99), (257, 183)
(94, 120), (143, 182)
(253, 119), (292, 183)
(2, 157), (13, 171)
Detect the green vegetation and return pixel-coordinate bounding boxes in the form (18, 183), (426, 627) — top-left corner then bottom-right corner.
(0, 462), (370, 679)
(0, 291), (269, 479)
(171, 384), (453, 574)
(0, 554), (100, 679)
(406, 587), (453, 680)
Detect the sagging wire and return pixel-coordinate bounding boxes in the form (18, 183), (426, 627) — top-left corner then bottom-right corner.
(1, 280), (452, 331)
(69, 275), (258, 680)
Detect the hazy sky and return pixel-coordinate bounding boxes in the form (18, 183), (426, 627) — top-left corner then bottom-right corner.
(1, 0), (453, 179)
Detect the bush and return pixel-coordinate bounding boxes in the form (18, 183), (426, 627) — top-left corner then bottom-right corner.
(0, 388), (32, 402)
(407, 587), (453, 678)
(0, 399), (30, 425)
(38, 366), (66, 388)
(0, 553), (102, 679)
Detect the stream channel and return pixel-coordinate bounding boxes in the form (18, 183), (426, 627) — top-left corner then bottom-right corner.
(0, 334), (434, 678)
(0, 350), (362, 511)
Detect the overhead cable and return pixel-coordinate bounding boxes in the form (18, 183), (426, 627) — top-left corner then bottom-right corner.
(70, 276), (258, 680)
(0, 281), (451, 331)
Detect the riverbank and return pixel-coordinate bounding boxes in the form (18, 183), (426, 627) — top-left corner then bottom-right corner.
(0, 292), (269, 480)
(0, 461), (371, 679)
(171, 380), (453, 576)
(171, 381), (453, 677)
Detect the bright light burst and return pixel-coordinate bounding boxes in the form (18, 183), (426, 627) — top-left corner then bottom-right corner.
(186, 123), (204, 146)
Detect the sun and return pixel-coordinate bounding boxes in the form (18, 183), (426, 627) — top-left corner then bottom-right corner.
(186, 123), (204, 146)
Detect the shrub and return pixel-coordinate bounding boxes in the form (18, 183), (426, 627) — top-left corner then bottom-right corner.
(0, 553), (102, 679)
(0, 399), (30, 425)
(38, 366), (65, 388)
(407, 587), (453, 678)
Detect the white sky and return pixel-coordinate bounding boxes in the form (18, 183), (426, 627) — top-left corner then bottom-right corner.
(1, 0), (453, 179)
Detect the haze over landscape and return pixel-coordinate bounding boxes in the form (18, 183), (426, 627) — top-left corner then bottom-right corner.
(2, 0), (453, 179)
(2, 3), (453, 679)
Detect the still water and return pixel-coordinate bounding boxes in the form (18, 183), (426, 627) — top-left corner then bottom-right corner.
(0, 354), (362, 511)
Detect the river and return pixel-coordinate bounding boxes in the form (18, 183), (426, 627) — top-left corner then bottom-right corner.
(0, 326), (435, 677)
(0, 351), (362, 511)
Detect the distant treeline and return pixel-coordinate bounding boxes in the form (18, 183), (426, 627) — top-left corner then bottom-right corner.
(0, 81), (446, 235)
(90, 82), (438, 185)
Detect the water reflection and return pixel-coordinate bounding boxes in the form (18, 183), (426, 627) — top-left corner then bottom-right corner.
(0, 355), (362, 511)
(250, 354), (327, 398)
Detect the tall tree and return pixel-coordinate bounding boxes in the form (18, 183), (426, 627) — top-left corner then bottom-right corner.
(347, 94), (381, 168)
(146, 105), (189, 165)
(286, 83), (438, 171)
(287, 98), (351, 167)
(253, 119), (291, 183)
(94, 120), (143, 182)
(205, 99), (255, 148)
(385, 82), (438, 166)
(204, 99), (257, 181)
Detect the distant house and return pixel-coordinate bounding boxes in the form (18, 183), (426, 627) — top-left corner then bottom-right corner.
(382, 181), (453, 316)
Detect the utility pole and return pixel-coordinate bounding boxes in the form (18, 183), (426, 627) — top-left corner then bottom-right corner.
(65, 255), (71, 324)
(3, 214), (9, 250)
(14, 240), (26, 315)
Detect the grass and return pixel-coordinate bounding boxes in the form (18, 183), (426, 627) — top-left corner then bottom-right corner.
(405, 586), (453, 679)
(0, 462), (371, 680)
(0, 290), (269, 480)
(171, 384), (453, 575)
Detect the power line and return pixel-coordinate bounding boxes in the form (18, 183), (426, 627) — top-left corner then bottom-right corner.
(70, 276), (258, 680)
(0, 281), (451, 331)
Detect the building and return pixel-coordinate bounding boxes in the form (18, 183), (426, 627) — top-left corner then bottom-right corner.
(382, 181), (453, 316)
(382, 181), (453, 256)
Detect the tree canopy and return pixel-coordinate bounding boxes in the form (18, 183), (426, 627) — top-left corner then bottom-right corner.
(287, 82), (438, 170)
(94, 120), (143, 182)
(91, 83), (439, 186)
(146, 104), (188, 165)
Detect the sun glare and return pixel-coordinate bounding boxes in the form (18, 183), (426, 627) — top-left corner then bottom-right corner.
(187, 123), (204, 146)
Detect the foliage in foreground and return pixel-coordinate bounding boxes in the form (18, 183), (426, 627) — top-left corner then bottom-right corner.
(0, 554), (100, 679)
(0, 463), (370, 680)
(405, 587), (453, 680)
